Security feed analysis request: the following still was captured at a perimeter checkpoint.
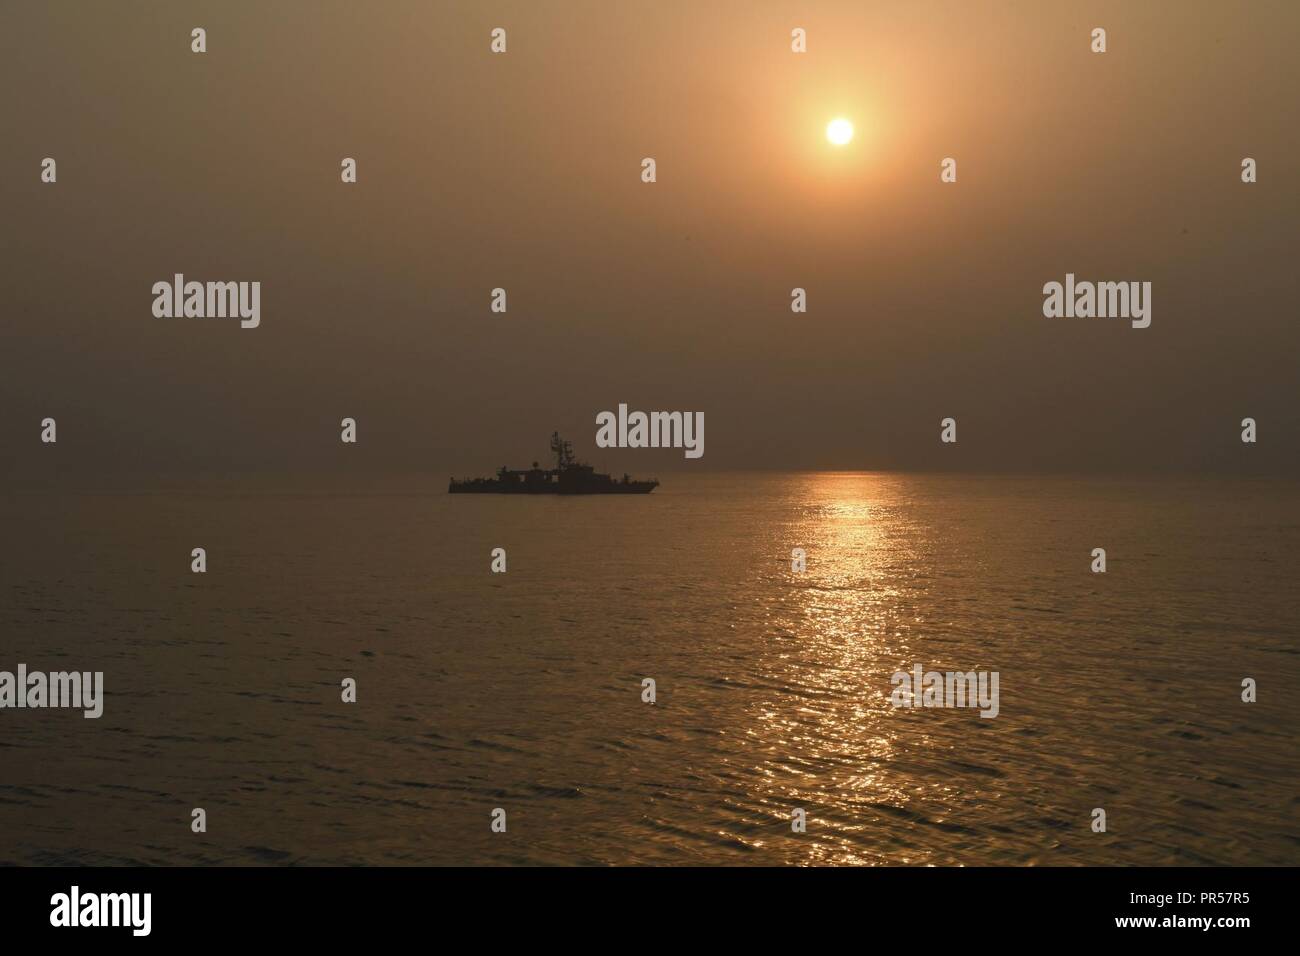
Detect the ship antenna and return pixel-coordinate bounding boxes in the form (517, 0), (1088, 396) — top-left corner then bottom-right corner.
(550, 431), (574, 469)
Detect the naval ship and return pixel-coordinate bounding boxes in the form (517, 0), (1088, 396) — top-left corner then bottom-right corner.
(449, 433), (659, 495)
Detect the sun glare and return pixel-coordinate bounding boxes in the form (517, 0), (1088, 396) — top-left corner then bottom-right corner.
(826, 118), (854, 146)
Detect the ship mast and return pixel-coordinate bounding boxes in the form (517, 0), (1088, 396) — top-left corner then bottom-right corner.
(550, 431), (575, 470)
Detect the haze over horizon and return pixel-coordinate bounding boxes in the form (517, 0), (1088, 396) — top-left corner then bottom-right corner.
(3, 0), (1298, 479)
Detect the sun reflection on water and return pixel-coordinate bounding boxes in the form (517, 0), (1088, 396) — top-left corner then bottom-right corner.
(745, 473), (938, 864)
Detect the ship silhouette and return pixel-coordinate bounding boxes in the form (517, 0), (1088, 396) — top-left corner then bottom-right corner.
(449, 432), (659, 495)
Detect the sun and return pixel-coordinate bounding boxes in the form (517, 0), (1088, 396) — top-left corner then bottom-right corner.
(826, 118), (854, 146)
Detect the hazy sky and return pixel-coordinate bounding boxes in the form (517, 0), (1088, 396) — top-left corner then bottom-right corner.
(3, 0), (1298, 478)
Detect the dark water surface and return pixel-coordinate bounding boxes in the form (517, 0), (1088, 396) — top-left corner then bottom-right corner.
(2, 473), (1297, 865)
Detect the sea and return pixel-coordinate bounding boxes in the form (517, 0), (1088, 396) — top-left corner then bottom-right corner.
(2, 473), (1297, 865)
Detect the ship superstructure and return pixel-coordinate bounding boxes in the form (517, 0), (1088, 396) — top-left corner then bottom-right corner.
(449, 433), (658, 494)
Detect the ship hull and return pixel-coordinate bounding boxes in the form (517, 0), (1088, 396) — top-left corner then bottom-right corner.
(448, 480), (657, 494)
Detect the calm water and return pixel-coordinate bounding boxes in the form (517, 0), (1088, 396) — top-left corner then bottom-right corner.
(2, 473), (1297, 866)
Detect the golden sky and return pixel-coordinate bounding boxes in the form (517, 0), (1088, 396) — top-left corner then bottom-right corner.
(3, 0), (1297, 475)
